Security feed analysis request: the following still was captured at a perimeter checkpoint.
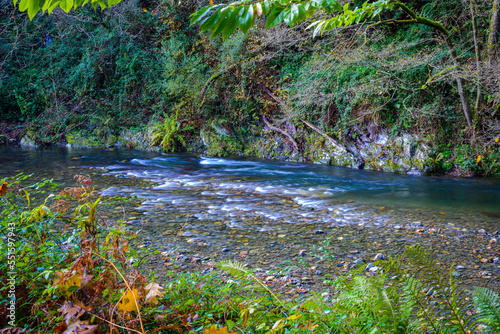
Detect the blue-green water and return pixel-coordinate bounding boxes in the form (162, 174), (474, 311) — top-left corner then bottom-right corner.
(2, 146), (499, 218)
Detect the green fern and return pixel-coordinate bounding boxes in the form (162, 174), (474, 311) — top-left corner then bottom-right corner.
(472, 287), (500, 332)
(330, 275), (416, 333)
(150, 111), (187, 152)
(215, 260), (282, 305)
(382, 245), (477, 334)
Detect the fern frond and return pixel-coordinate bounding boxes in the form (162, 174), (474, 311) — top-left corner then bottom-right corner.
(472, 287), (500, 332)
(404, 245), (477, 333)
(215, 260), (282, 305)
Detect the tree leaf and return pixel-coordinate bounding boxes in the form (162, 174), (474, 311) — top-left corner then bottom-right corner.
(144, 282), (164, 305)
(266, 6), (284, 28)
(117, 289), (140, 312)
(222, 8), (239, 40)
(107, 0), (120, 6)
(210, 8), (230, 37)
(59, 0), (73, 13)
(239, 5), (254, 33)
(261, 0), (270, 15)
(203, 325), (237, 334)
(190, 5), (212, 25)
(254, 2), (262, 17)
(200, 9), (221, 32)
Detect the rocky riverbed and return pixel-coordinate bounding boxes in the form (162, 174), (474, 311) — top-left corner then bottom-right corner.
(2, 147), (499, 297)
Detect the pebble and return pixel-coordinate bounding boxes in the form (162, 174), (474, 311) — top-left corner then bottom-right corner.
(221, 248), (230, 253)
(456, 265), (466, 270)
(478, 229), (487, 234)
(479, 271), (491, 277)
(352, 258), (364, 268)
(298, 250), (307, 257)
(314, 230), (325, 235)
(314, 270), (322, 276)
(452, 271), (461, 277)
(394, 225), (402, 230)
(493, 257), (500, 264)
(374, 253), (385, 261)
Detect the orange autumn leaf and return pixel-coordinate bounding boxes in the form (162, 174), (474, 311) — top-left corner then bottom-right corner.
(143, 8), (147, 12)
(203, 324), (237, 334)
(476, 155), (481, 163)
(209, 0), (214, 5)
(495, 137), (499, 143)
(0, 182), (8, 197)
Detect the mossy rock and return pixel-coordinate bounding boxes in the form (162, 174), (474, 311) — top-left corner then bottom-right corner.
(65, 132), (101, 148)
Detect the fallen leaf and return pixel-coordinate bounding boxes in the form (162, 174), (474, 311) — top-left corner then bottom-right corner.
(203, 324), (237, 334)
(58, 300), (86, 325)
(117, 289), (140, 312)
(62, 320), (99, 334)
(476, 155), (481, 163)
(495, 137), (499, 143)
(0, 182), (8, 197)
(53, 271), (82, 297)
(144, 282), (164, 305)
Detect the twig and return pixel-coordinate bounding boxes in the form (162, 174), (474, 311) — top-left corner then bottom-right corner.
(299, 119), (346, 151)
(260, 114), (299, 151)
(92, 251), (146, 334)
(87, 312), (144, 334)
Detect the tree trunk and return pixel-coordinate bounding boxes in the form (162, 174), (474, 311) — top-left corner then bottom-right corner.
(394, 2), (474, 128)
(470, 0), (481, 118)
(487, 0), (500, 68)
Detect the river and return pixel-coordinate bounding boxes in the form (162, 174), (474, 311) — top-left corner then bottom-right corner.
(1, 146), (499, 290)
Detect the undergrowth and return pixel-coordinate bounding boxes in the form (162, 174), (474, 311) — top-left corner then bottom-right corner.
(1, 176), (499, 333)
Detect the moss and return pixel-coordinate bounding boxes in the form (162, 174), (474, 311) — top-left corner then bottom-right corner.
(65, 132), (101, 148)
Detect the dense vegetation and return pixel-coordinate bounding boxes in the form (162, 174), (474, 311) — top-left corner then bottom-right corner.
(1, 175), (500, 333)
(0, 0), (499, 175)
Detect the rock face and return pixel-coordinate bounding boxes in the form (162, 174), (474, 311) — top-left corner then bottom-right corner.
(117, 128), (159, 151)
(20, 136), (39, 148)
(309, 125), (432, 175)
(197, 121), (432, 175)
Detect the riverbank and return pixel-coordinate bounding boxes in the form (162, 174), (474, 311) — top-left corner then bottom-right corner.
(4, 119), (500, 177)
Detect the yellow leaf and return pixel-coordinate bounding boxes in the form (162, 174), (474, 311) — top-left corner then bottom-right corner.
(144, 282), (164, 305)
(287, 314), (303, 321)
(117, 289), (140, 312)
(203, 324), (237, 334)
(495, 137), (499, 143)
(209, 0), (214, 5)
(143, 8), (147, 12)
(53, 271), (82, 297)
(476, 155), (482, 163)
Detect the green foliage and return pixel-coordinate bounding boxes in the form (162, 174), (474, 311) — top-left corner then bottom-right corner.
(14, 0), (122, 20)
(190, 0), (395, 40)
(150, 111), (191, 152)
(472, 287), (500, 332)
(382, 245), (477, 333)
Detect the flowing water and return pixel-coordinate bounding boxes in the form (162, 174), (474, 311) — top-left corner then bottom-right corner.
(1, 146), (499, 289)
